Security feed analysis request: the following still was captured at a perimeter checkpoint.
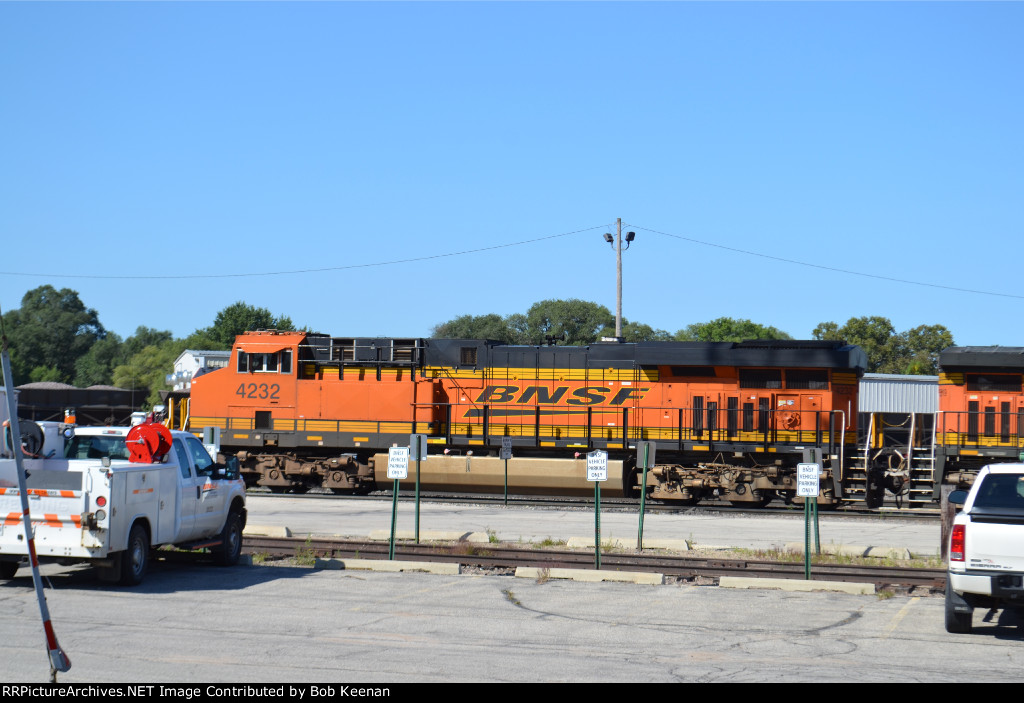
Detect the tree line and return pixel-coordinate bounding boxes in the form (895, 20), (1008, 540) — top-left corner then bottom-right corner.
(431, 298), (954, 375)
(1, 285), (292, 407)
(0, 287), (955, 410)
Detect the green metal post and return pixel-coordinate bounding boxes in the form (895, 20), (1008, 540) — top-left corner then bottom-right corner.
(390, 479), (399, 560)
(595, 480), (601, 570)
(813, 497), (820, 555)
(637, 444), (650, 550)
(415, 437), (422, 544)
(804, 498), (811, 580)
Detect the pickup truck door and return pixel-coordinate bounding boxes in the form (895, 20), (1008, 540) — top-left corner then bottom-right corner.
(172, 439), (200, 542)
(183, 435), (230, 538)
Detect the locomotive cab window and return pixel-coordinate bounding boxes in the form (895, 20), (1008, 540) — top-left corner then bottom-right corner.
(237, 350), (293, 374)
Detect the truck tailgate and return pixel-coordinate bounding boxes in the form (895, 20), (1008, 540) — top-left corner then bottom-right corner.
(966, 518), (1024, 572)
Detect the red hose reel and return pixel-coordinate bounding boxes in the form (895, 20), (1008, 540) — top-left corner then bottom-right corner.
(126, 423), (173, 463)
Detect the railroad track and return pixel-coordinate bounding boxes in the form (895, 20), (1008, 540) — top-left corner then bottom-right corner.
(243, 535), (946, 591)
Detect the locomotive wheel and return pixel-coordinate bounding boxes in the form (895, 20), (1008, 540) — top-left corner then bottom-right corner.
(729, 491), (773, 508)
(0, 560), (19, 579)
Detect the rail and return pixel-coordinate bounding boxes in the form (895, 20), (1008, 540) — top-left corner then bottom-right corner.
(242, 535), (946, 589)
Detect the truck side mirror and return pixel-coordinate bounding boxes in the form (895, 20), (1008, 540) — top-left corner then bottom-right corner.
(949, 490), (969, 506)
(224, 456), (240, 480)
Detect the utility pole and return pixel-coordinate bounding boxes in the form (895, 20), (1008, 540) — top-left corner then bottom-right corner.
(603, 218), (635, 340)
(615, 218), (623, 338)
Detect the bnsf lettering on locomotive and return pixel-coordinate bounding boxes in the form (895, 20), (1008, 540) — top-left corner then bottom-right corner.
(566, 387), (611, 406)
(236, 383), (281, 400)
(517, 386), (568, 405)
(474, 385), (649, 406)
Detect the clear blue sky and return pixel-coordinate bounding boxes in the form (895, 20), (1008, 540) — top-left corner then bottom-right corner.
(2, 2), (1021, 347)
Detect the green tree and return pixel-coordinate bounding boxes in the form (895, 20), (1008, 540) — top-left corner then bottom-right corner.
(602, 321), (674, 343)
(522, 299), (615, 345)
(675, 317), (792, 342)
(74, 332), (125, 387)
(2, 285), (106, 384)
(895, 324), (954, 374)
(814, 316), (896, 372)
(112, 341), (184, 408)
(205, 302), (294, 348)
(431, 314), (513, 341)
(813, 317), (954, 374)
(123, 326), (173, 358)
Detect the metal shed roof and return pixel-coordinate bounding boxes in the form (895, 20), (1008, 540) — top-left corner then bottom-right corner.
(859, 373), (938, 413)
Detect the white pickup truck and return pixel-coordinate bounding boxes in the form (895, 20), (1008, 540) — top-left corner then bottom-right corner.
(0, 423), (246, 586)
(946, 463), (1024, 633)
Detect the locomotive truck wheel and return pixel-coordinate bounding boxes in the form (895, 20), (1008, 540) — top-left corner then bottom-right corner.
(213, 511), (243, 567)
(119, 522), (150, 586)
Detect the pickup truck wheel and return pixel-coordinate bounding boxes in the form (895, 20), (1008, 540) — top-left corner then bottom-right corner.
(945, 581), (973, 634)
(120, 523), (149, 586)
(213, 511), (243, 566)
(0, 560), (19, 579)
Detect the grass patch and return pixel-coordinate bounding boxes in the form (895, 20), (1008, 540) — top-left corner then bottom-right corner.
(446, 543), (493, 557)
(535, 537), (566, 548)
(294, 536), (317, 566)
(502, 588), (522, 606)
(535, 568), (551, 584)
(708, 546), (942, 569)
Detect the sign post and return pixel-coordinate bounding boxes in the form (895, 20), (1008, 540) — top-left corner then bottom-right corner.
(409, 434), (427, 543)
(387, 446), (410, 560)
(500, 437), (513, 506)
(797, 462), (821, 580)
(587, 450), (608, 569)
(635, 441), (655, 550)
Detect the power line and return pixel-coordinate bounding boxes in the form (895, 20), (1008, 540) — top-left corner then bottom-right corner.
(2, 219), (1020, 302)
(0, 225), (611, 281)
(634, 224), (1024, 301)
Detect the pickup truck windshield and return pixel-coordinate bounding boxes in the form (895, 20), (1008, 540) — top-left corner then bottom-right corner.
(64, 435), (130, 461)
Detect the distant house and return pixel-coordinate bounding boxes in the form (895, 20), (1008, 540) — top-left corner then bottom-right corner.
(167, 349), (231, 391)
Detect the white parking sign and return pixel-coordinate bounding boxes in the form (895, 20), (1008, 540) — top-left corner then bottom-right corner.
(587, 450), (608, 482)
(797, 463), (820, 498)
(388, 446), (410, 480)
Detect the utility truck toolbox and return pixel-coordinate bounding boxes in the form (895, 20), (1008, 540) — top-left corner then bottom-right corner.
(0, 423), (246, 586)
(945, 463), (1024, 633)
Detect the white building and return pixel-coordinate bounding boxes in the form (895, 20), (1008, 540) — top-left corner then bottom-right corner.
(166, 349), (231, 391)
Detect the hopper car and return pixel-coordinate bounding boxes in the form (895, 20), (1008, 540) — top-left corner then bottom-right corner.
(188, 331), (874, 507)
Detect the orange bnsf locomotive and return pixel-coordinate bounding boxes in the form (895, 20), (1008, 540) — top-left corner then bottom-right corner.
(188, 331), (868, 506)
(934, 346), (1024, 497)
